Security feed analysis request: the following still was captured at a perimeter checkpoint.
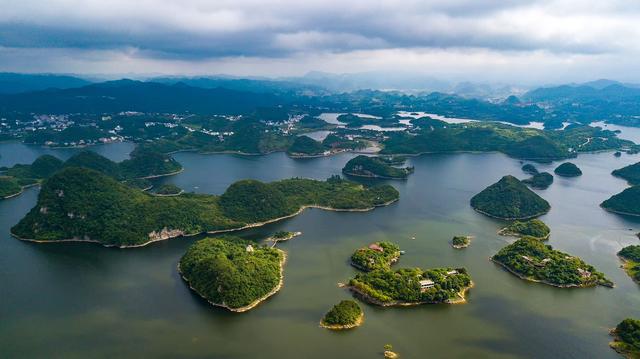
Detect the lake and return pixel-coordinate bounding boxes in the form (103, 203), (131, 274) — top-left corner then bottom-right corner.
(1, 141), (640, 358)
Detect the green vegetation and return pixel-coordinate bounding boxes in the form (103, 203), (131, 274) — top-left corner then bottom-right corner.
(320, 300), (363, 329)
(499, 219), (550, 239)
(179, 237), (284, 311)
(273, 231), (294, 239)
(470, 175), (550, 219)
(452, 236), (471, 249)
(287, 135), (326, 156)
(601, 186), (640, 216)
(154, 184), (183, 196)
(12, 169), (398, 246)
(0, 176), (22, 198)
(522, 172), (554, 190)
(0, 149), (182, 200)
(610, 318), (640, 358)
(618, 245), (640, 283)
(342, 155), (413, 179)
(554, 162), (582, 177)
(612, 162), (640, 185)
(380, 122), (630, 161)
(350, 241), (401, 271)
(522, 163), (538, 175)
(349, 267), (472, 305)
(492, 237), (613, 288)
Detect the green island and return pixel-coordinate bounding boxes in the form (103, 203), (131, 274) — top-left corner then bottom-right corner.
(617, 245), (640, 284)
(498, 219), (550, 240)
(0, 176), (23, 198)
(0, 149), (182, 200)
(554, 162), (582, 177)
(610, 318), (640, 358)
(348, 267), (473, 306)
(178, 236), (285, 312)
(11, 169), (399, 247)
(612, 162), (640, 185)
(491, 237), (613, 288)
(522, 172), (554, 190)
(342, 155), (414, 179)
(452, 236), (472, 249)
(521, 163), (539, 175)
(350, 241), (401, 271)
(287, 135), (328, 157)
(153, 184), (183, 196)
(601, 186), (640, 216)
(319, 300), (364, 330)
(470, 175), (551, 219)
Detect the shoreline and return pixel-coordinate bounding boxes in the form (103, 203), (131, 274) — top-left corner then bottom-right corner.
(471, 206), (549, 220)
(617, 255), (640, 284)
(609, 328), (640, 358)
(601, 205), (640, 217)
(178, 250), (287, 313)
(452, 236), (473, 249)
(11, 199), (399, 249)
(139, 168), (184, 179)
(1, 182), (40, 200)
(319, 312), (364, 330)
(342, 170), (409, 180)
(347, 281), (473, 307)
(490, 257), (614, 288)
(497, 228), (550, 240)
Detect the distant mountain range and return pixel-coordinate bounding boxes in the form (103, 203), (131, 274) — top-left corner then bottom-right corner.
(0, 79), (282, 114)
(0, 73), (92, 94)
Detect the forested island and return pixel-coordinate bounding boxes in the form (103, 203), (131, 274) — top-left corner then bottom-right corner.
(0, 148), (182, 200)
(612, 162), (640, 185)
(522, 164), (538, 175)
(610, 318), (640, 358)
(452, 236), (472, 249)
(348, 267), (473, 306)
(350, 241), (401, 271)
(618, 245), (640, 284)
(319, 300), (364, 330)
(491, 237), (613, 288)
(342, 155), (413, 179)
(601, 186), (640, 216)
(554, 162), (582, 177)
(499, 219), (550, 240)
(470, 175), (550, 219)
(178, 237), (285, 312)
(522, 172), (554, 190)
(11, 169), (399, 247)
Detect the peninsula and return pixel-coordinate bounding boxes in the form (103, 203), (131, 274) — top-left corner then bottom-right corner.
(612, 162), (640, 185)
(11, 169), (399, 247)
(491, 237), (613, 288)
(617, 245), (640, 284)
(470, 175), (550, 219)
(601, 186), (640, 216)
(610, 318), (640, 358)
(178, 237), (285, 312)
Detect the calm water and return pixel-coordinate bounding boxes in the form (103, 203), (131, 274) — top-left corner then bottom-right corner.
(1, 142), (640, 358)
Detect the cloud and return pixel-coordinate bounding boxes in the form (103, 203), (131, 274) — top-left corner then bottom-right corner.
(0, 0), (639, 81)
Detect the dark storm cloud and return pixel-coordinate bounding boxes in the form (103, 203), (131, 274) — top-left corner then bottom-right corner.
(0, 0), (635, 59)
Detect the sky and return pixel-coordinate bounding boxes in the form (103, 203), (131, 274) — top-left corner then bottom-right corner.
(1, 0), (639, 84)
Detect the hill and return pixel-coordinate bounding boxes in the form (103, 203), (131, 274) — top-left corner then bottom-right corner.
(601, 186), (640, 216)
(179, 237), (285, 312)
(612, 162), (640, 185)
(0, 80), (282, 114)
(554, 162), (582, 177)
(0, 73), (91, 94)
(342, 155), (413, 179)
(470, 175), (550, 219)
(11, 169), (399, 246)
